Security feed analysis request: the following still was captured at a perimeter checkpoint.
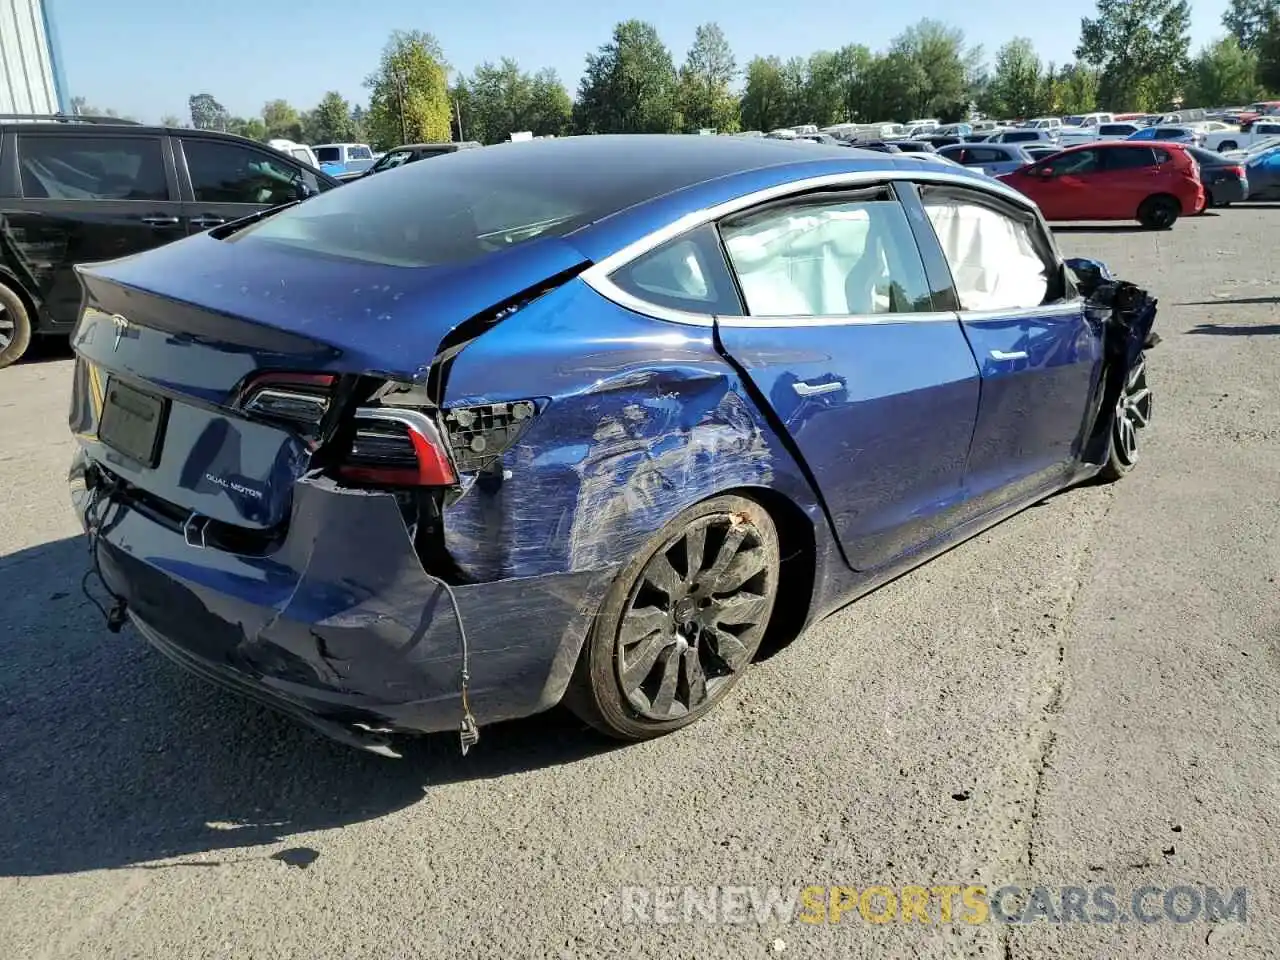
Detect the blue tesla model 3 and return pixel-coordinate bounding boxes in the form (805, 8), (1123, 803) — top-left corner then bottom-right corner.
(67, 135), (1157, 756)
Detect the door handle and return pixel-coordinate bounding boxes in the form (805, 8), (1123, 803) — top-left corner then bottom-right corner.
(792, 379), (842, 397)
(990, 349), (1028, 361)
(140, 215), (180, 226)
(189, 216), (228, 229)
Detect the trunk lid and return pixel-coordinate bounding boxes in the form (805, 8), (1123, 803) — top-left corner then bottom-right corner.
(71, 230), (588, 531)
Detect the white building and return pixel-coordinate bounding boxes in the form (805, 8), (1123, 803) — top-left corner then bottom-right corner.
(0, 0), (68, 114)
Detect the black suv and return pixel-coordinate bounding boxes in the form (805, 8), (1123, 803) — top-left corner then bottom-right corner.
(0, 115), (339, 367)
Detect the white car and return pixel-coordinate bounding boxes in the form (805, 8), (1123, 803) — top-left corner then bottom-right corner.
(1201, 119), (1280, 153)
(1023, 117), (1064, 131)
(267, 139), (321, 168)
(1057, 122), (1141, 146)
(990, 128), (1058, 145)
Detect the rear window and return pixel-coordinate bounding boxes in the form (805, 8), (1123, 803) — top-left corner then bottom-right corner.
(1003, 131), (1040, 143)
(17, 134), (168, 201)
(231, 143), (732, 268)
(1099, 124), (1136, 136)
(1105, 146), (1158, 170)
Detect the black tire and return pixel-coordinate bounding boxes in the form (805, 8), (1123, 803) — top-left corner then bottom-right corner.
(1218, 141), (1237, 153)
(1137, 195), (1180, 230)
(0, 284), (33, 369)
(564, 493), (780, 741)
(1099, 352), (1152, 482)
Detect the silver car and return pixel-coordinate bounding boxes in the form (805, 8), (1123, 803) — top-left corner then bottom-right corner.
(937, 143), (1034, 177)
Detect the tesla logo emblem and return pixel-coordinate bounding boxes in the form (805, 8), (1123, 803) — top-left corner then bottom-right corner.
(110, 314), (130, 351)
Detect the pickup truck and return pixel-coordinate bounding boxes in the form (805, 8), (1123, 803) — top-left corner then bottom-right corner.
(1201, 119), (1280, 153)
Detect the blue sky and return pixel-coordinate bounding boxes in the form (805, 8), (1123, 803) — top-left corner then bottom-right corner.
(50, 0), (1231, 123)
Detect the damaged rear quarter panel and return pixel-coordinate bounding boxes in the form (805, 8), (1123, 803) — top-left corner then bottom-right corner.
(441, 280), (827, 582)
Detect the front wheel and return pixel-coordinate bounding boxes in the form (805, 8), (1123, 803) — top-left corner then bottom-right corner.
(1099, 353), (1152, 482)
(565, 494), (780, 741)
(1137, 195), (1180, 230)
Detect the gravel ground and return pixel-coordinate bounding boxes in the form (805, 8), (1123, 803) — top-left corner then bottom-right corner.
(1, 207), (1278, 959)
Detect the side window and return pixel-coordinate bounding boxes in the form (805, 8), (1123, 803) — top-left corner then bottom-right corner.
(1043, 149), (1100, 176)
(184, 139), (311, 206)
(1152, 148), (1171, 164)
(1105, 147), (1157, 170)
(609, 223), (743, 317)
(349, 146), (373, 160)
(919, 189), (1057, 312)
(719, 194), (933, 317)
(314, 147), (340, 163)
(17, 135), (168, 201)
(968, 148), (1000, 163)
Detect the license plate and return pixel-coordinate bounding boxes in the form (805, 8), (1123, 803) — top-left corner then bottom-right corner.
(98, 378), (167, 467)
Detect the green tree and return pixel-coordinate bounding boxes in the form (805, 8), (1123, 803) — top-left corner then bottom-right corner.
(1188, 37), (1262, 106)
(987, 38), (1046, 118)
(803, 50), (847, 126)
(739, 56), (789, 131)
(888, 19), (971, 119)
(1077, 0), (1192, 111)
(188, 93), (228, 131)
(227, 116), (268, 140)
(831, 43), (877, 122)
(1043, 63), (1103, 114)
(310, 91), (359, 143)
(573, 20), (680, 134)
(365, 29), (453, 150)
(1223, 0), (1279, 51)
(677, 22), (740, 132)
(1261, 19), (1280, 91)
(159, 113), (183, 128)
(262, 99), (303, 140)
(525, 68), (572, 137)
(466, 58), (534, 143)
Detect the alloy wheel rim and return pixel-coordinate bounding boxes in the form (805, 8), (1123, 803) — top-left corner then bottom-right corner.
(0, 304), (11, 351)
(616, 514), (772, 721)
(1113, 357), (1152, 467)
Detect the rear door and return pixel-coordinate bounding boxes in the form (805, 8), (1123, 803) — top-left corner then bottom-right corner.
(915, 182), (1102, 507)
(175, 135), (323, 233)
(1098, 145), (1162, 216)
(2, 129), (183, 329)
(709, 183), (982, 571)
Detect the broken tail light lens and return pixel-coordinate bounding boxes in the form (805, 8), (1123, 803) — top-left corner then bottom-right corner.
(441, 401), (540, 474)
(237, 371), (337, 429)
(337, 408), (456, 487)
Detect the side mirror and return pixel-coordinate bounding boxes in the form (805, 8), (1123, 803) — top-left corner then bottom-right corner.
(292, 179), (316, 201)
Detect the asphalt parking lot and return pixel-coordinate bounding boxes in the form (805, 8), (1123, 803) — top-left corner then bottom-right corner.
(2, 206), (1279, 959)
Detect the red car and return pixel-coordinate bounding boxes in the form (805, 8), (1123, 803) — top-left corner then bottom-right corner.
(998, 141), (1205, 229)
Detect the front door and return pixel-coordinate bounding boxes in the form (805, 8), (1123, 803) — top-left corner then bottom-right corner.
(1032, 147), (1105, 220)
(4, 131), (183, 329)
(712, 185), (982, 571)
(176, 136), (318, 234)
(916, 183), (1103, 506)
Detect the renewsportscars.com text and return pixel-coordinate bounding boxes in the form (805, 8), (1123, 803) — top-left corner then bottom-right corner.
(617, 884), (1248, 926)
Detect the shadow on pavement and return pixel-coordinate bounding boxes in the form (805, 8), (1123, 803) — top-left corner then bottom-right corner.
(1185, 322), (1280, 336)
(0, 534), (620, 878)
(17, 336), (75, 365)
(1177, 296), (1280, 307)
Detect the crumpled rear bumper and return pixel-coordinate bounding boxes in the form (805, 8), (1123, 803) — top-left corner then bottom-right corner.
(71, 451), (616, 753)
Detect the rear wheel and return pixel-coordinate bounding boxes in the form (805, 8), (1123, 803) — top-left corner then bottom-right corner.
(1217, 141), (1237, 153)
(565, 494), (780, 740)
(1099, 353), (1152, 482)
(1137, 195), (1180, 230)
(0, 284), (32, 369)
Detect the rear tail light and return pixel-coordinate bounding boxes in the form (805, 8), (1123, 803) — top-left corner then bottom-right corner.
(1226, 165), (1245, 178)
(338, 408), (456, 487)
(237, 371), (336, 430)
